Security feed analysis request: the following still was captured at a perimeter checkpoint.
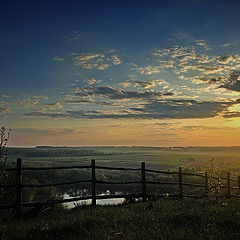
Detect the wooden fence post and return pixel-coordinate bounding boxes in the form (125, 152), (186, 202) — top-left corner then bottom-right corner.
(91, 159), (96, 206)
(178, 167), (183, 199)
(16, 158), (22, 218)
(205, 172), (208, 197)
(238, 176), (240, 193)
(227, 172), (230, 198)
(141, 162), (146, 202)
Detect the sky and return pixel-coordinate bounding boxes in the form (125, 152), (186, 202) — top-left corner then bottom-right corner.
(1, 0), (240, 147)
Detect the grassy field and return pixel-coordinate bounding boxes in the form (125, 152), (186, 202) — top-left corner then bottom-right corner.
(8, 146), (240, 173)
(2, 147), (240, 239)
(3, 146), (240, 203)
(1, 198), (240, 240)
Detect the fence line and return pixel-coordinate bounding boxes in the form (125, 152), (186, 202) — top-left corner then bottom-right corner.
(1, 158), (240, 218)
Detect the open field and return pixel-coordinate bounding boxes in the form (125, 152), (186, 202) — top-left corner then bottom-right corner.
(7, 146), (240, 172)
(2, 146), (240, 212)
(2, 147), (240, 240)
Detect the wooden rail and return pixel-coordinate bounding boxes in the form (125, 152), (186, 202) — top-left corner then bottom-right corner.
(1, 158), (240, 218)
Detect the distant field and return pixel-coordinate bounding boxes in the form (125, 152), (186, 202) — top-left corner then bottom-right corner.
(3, 146), (240, 207)
(7, 146), (240, 172)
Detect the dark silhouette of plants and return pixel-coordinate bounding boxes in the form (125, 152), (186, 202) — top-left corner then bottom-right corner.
(0, 126), (11, 198)
(207, 158), (222, 203)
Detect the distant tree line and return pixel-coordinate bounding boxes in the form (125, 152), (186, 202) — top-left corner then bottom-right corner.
(6, 148), (112, 157)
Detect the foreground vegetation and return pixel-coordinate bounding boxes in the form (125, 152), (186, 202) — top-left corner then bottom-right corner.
(1, 198), (240, 240)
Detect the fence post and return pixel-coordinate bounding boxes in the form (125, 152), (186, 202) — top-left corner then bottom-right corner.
(227, 172), (230, 198)
(238, 176), (240, 193)
(141, 162), (146, 202)
(16, 158), (22, 218)
(91, 159), (96, 206)
(178, 167), (183, 199)
(205, 172), (208, 197)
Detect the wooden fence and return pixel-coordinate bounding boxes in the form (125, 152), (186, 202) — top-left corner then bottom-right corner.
(0, 158), (240, 218)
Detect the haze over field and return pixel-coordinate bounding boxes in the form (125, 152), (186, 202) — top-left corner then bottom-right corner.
(1, 0), (240, 147)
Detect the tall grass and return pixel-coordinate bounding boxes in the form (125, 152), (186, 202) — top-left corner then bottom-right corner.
(1, 198), (240, 240)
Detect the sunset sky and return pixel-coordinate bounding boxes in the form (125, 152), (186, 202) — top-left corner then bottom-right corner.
(1, 0), (240, 147)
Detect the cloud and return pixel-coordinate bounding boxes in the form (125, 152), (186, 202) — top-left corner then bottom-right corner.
(152, 40), (240, 95)
(121, 79), (170, 90)
(84, 78), (102, 85)
(44, 102), (63, 108)
(64, 93), (94, 104)
(52, 57), (65, 61)
(195, 40), (207, 47)
(0, 99), (11, 118)
(18, 36), (240, 124)
(182, 125), (224, 131)
(13, 128), (77, 135)
(219, 71), (240, 92)
(222, 112), (240, 118)
(17, 96), (65, 115)
(195, 39), (211, 50)
(217, 54), (240, 64)
(70, 85), (174, 101)
(222, 40), (239, 47)
(121, 80), (158, 89)
(72, 52), (122, 70)
(65, 31), (81, 40)
(37, 102), (63, 112)
(131, 99), (233, 119)
(111, 55), (122, 65)
(0, 106), (11, 115)
(17, 96), (49, 109)
(24, 98), (239, 120)
(132, 65), (161, 75)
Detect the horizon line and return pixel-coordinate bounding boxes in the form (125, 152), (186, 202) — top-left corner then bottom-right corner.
(7, 145), (240, 148)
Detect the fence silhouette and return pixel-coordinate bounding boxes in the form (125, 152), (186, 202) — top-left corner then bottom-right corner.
(1, 158), (240, 218)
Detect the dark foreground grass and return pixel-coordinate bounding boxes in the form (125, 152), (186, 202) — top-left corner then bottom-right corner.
(1, 198), (240, 240)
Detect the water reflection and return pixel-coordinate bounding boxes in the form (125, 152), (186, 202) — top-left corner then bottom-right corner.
(63, 190), (125, 208)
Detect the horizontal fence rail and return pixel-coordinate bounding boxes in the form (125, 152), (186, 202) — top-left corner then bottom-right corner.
(22, 165), (91, 171)
(1, 158), (240, 218)
(22, 180), (92, 188)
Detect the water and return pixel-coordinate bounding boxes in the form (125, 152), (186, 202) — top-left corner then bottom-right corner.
(63, 190), (125, 208)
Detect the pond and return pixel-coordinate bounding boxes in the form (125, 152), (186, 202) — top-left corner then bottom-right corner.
(62, 190), (125, 208)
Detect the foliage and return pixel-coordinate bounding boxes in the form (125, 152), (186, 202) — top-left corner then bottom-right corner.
(207, 158), (222, 202)
(0, 126), (11, 167)
(0, 126), (11, 198)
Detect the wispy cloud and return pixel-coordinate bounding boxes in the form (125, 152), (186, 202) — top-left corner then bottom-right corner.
(132, 64), (161, 75)
(84, 78), (102, 85)
(52, 57), (65, 61)
(13, 128), (77, 135)
(222, 40), (239, 47)
(0, 106), (11, 118)
(120, 79), (170, 90)
(152, 41), (240, 94)
(72, 52), (122, 70)
(65, 31), (81, 40)
(37, 102), (63, 113)
(17, 96), (49, 109)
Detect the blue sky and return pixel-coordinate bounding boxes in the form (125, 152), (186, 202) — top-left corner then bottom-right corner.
(1, 0), (240, 146)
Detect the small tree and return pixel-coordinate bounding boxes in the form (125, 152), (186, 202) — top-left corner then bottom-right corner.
(0, 126), (11, 197)
(207, 158), (222, 203)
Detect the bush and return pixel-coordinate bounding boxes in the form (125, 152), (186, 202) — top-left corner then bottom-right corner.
(0, 126), (11, 198)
